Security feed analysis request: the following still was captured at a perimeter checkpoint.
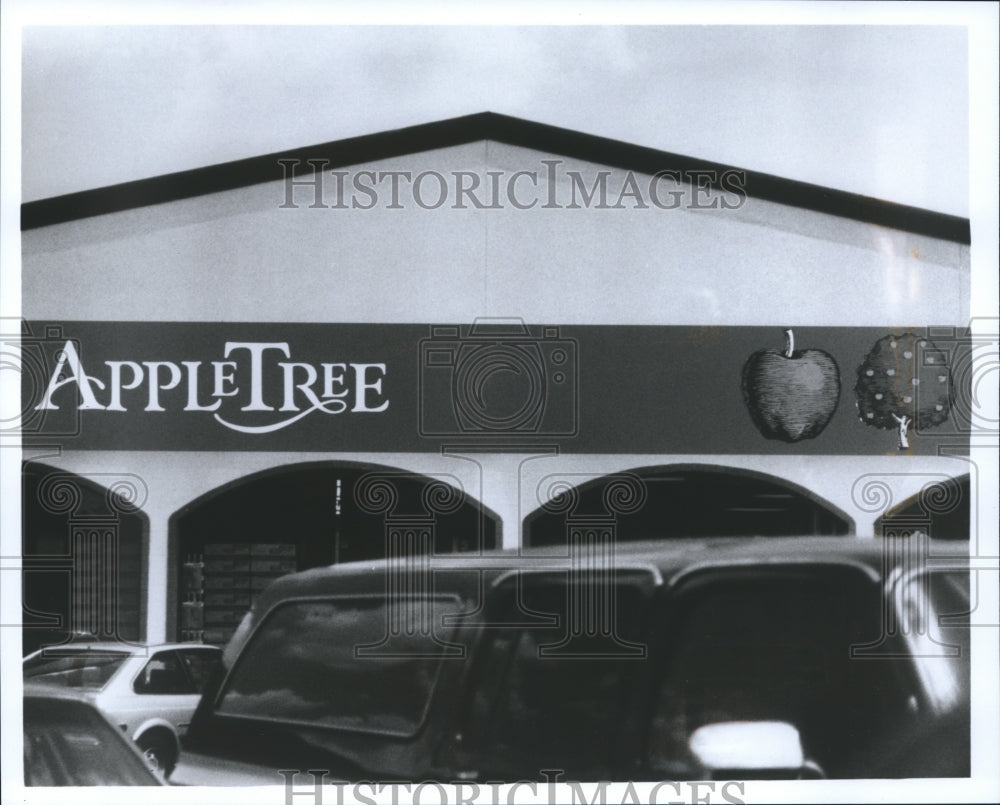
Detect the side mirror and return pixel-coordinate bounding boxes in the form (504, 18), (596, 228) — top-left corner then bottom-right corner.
(688, 721), (823, 779)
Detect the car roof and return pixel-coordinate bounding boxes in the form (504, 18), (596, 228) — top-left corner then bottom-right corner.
(24, 641), (222, 658)
(254, 535), (970, 610)
(22, 680), (101, 702)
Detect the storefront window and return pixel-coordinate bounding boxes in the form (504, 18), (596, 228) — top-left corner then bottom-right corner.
(524, 465), (853, 546)
(21, 463), (146, 656)
(874, 475), (970, 540)
(171, 462), (499, 644)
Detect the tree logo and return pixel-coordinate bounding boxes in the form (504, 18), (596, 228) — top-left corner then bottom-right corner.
(855, 332), (952, 450)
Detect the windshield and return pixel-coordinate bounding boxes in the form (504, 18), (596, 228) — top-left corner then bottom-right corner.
(24, 696), (161, 786)
(23, 651), (129, 690)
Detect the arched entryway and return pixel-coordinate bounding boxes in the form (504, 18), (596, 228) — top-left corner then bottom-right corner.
(168, 461), (500, 644)
(21, 462), (148, 655)
(523, 463), (854, 547)
(874, 474), (969, 540)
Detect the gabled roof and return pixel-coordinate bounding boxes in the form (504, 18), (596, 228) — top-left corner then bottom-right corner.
(21, 112), (969, 243)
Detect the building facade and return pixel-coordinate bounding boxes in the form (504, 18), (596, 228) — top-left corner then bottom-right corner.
(17, 113), (973, 652)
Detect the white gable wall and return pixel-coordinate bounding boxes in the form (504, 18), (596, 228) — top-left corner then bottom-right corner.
(23, 141), (968, 325)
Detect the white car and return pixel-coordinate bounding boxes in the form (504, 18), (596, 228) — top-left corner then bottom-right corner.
(23, 641), (222, 775)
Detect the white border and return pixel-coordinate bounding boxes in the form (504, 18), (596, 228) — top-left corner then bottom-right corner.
(2, 3), (998, 804)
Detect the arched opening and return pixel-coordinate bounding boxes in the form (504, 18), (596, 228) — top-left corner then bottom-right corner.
(874, 474), (969, 540)
(21, 462), (148, 656)
(168, 460), (500, 644)
(523, 463), (853, 547)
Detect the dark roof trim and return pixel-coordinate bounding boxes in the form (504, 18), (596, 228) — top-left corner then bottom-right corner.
(21, 112), (970, 243)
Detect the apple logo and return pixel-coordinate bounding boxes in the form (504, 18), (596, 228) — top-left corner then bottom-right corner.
(741, 329), (841, 442)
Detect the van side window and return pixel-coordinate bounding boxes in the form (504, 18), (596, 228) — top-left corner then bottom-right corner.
(647, 568), (910, 778)
(455, 574), (650, 778)
(215, 596), (462, 736)
(895, 568), (972, 713)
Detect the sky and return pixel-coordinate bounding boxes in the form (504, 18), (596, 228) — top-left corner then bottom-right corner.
(13, 19), (981, 216)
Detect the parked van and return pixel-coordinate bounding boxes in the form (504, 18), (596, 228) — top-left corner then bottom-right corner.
(175, 536), (971, 784)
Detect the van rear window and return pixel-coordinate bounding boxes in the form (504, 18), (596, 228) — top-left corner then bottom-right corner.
(215, 596), (462, 736)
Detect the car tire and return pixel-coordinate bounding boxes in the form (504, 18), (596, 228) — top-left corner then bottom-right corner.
(136, 731), (177, 777)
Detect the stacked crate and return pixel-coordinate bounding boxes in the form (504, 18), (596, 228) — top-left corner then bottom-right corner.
(179, 553), (205, 643)
(180, 542), (297, 645)
(249, 543), (298, 610)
